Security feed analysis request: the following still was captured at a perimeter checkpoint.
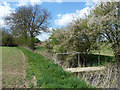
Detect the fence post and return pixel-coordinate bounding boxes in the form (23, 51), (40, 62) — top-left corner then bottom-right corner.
(98, 51), (100, 65)
(55, 53), (58, 64)
(78, 53), (80, 67)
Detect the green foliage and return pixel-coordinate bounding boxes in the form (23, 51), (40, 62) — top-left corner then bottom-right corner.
(5, 5), (51, 50)
(44, 19), (99, 67)
(2, 30), (17, 46)
(89, 2), (120, 56)
(44, 2), (120, 67)
(91, 42), (114, 56)
(17, 47), (92, 88)
(35, 38), (41, 43)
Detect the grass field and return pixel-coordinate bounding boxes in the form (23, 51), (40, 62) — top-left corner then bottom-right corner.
(91, 43), (114, 56)
(2, 47), (27, 88)
(18, 47), (93, 88)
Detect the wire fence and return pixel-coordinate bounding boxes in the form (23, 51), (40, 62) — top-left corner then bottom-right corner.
(54, 51), (101, 68)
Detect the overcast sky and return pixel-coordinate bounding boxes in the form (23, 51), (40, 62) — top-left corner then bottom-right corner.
(0, 0), (112, 41)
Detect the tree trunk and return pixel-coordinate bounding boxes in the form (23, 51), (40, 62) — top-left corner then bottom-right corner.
(115, 52), (120, 88)
(30, 33), (35, 50)
(24, 33), (27, 41)
(23, 30), (28, 45)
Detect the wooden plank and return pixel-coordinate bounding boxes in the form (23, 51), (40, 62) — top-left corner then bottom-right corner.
(64, 66), (105, 73)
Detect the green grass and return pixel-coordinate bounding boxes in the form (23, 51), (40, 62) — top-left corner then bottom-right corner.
(91, 43), (114, 56)
(90, 43), (115, 66)
(18, 47), (93, 88)
(35, 46), (45, 52)
(85, 54), (115, 67)
(98, 48), (114, 56)
(2, 47), (26, 88)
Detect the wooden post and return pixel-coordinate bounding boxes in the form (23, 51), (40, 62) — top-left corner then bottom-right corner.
(78, 53), (80, 67)
(98, 51), (100, 65)
(55, 53), (57, 64)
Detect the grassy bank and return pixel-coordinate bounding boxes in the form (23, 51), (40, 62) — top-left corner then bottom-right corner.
(18, 47), (92, 88)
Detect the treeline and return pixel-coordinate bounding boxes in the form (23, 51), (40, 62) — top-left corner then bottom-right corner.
(1, 28), (17, 46)
(1, 28), (41, 47)
(1, 5), (50, 50)
(44, 2), (120, 67)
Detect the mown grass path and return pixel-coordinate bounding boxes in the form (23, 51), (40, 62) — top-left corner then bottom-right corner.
(18, 47), (93, 88)
(2, 47), (28, 88)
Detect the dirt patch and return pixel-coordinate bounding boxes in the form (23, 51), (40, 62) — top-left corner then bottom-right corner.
(18, 49), (28, 87)
(18, 50), (26, 78)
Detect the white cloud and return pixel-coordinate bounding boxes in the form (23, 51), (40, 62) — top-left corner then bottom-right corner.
(17, 0), (62, 6)
(0, 2), (13, 27)
(37, 33), (50, 41)
(18, 0), (42, 6)
(55, 13), (74, 26)
(0, 2), (13, 17)
(57, 14), (62, 18)
(43, 0), (62, 2)
(36, 27), (53, 41)
(35, 27), (53, 41)
(17, 0), (29, 6)
(85, 2), (95, 7)
(49, 27), (53, 32)
(30, 0), (42, 6)
(55, 7), (91, 26)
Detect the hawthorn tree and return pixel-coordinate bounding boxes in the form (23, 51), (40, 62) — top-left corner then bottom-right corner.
(45, 18), (99, 67)
(5, 5), (51, 50)
(88, 2), (120, 87)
